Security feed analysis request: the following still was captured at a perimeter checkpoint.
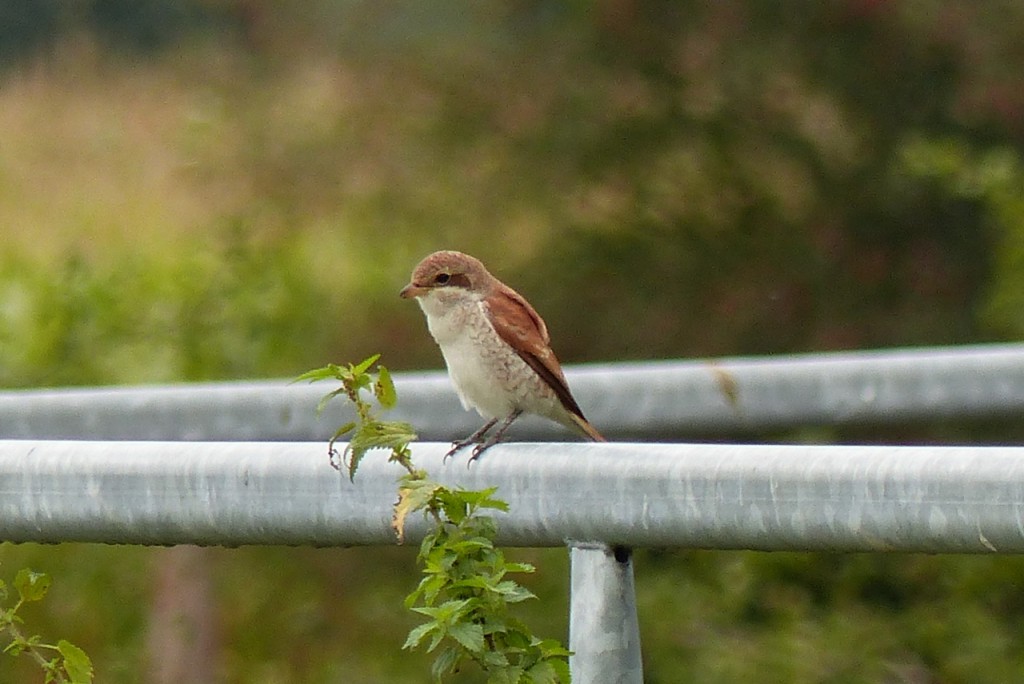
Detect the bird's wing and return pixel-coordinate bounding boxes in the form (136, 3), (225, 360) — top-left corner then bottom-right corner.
(484, 285), (588, 421)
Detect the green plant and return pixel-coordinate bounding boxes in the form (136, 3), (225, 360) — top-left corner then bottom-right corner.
(0, 568), (93, 683)
(299, 355), (572, 683)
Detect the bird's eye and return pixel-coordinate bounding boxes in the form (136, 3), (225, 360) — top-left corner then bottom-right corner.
(434, 273), (451, 285)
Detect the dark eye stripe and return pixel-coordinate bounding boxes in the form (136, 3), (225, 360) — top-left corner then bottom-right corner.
(447, 273), (472, 288)
(431, 272), (471, 288)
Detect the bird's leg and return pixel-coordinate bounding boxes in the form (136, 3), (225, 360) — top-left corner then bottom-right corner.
(469, 410), (523, 462)
(445, 417), (499, 461)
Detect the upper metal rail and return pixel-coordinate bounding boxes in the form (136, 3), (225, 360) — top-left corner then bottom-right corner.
(2, 344), (1023, 441)
(2, 439), (1024, 553)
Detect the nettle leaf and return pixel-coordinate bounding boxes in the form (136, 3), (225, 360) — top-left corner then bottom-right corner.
(477, 497), (510, 513)
(457, 487), (501, 508)
(486, 665), (525, 684)
(535, 639), (573, 659)
(293, 364), (344, 384)
(375, 365), (397, 408)
(447, 621), (485, 653)
(503, 626), (534, 650)
(524, 660), (560, 684)
(343, 420), (417, 481)
(413, 597), (474, 625)
(431, 646), (463, 681)
(427, 628), (446, 653)
(434, 491), (469, 524)
(451, 575), (496, 593)
(316, 387), (349, 416)
(300, 353), (573, 682)
(402, 622), (437, 651)
(58, 640), (93, 683)
(352, 353), (382, 376)
(495, 581), (536, 603)
(482, 615), (511, 637)
(448, 486), (510, 515)
(540, 653), (572, 684)
(406, 573), (447, 609)
(481, 649), (512, 669)
(4, 639), (26, 656)
(329, 421), (356, 443)
(393, 480), (443, 543)
(504, 562), (536, 575)
(14, 569), (51, 602)
(450, 537), (495, 556)
(353, 420), (419, 453)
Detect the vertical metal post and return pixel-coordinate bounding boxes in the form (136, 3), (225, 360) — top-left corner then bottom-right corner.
(568, 544), (643, 684)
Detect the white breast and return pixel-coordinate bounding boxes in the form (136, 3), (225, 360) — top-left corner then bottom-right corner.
(416, 291), (525, 420)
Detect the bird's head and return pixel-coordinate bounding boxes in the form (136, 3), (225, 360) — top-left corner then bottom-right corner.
(399, 250), (493, 302)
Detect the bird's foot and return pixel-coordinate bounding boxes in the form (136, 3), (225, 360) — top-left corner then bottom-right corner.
(444, 411), (523, 465)
(467, 439), (497, 463)
(466, 410), (523, 464)
(444, 417), (499, 463)
(444, 438), (474, 462)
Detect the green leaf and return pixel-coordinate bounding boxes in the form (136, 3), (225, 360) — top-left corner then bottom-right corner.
(476, 497), (510, 513)
(524, 660), (560, 684)
(301, 354), (575, 682)
(456, 487), (501, 507)
(393, 480), (443, 543)
(449, 537), (495, 556)
(315, 387), (349, 415)
(430, 646), (463, 682)
(329, 421), (356, 441)
(543, 654), (572, 683)
(448, 621), (485, 653)
(402, 622), (436, 651)
(486, 665), (525, 684)
(495, 581), (537, 604)
(14, 569), (51, 602)
(481, 649), (512, 669)
(502, 625), (534, 649)
(293, 364), (343, 384)
(350, 419), (418, 454)
(345, 419), (419, 481)
(451, 575), (496, 593)
(412, 597), (474, 623)
(375, 365), (397, 408)
(447, 486), (510, 514)
(352, 353), (381, 376)
(405, 573), (447, 609)
(58, 640), (94, 683)
(4, 639), (26, 656)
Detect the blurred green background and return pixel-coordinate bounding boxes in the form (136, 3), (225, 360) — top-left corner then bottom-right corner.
(2, 1), (1024, 681)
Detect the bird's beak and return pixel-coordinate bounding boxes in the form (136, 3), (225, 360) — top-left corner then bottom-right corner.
(399, 283), (421, 299)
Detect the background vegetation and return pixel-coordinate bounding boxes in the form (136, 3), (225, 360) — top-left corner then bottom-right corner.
(1, 0), (1023, 681)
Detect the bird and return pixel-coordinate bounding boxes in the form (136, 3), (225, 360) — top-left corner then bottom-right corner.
(399, 250), (605, 459)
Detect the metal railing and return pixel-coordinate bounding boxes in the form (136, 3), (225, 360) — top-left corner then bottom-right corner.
(2, 343), (1024, 682)
(4, 343), (1024, 441)
(4, 441), (1024, 552)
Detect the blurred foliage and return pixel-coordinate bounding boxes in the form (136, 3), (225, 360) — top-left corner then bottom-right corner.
(899, 137), (1024, 339)
(1, 0), (1024, 682)
(0, 568), (93, 683)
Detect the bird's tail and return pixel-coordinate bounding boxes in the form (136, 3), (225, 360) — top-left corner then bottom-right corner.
(570, 413), (606, 442)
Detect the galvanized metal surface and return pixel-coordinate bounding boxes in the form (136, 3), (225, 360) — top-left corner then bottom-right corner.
(2, 440), (1024, 552)
(569, 545), (643, 684)
(2, 344), (1024, 441)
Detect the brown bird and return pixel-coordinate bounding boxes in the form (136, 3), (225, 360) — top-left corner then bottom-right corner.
(400, 250), (605, 459)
